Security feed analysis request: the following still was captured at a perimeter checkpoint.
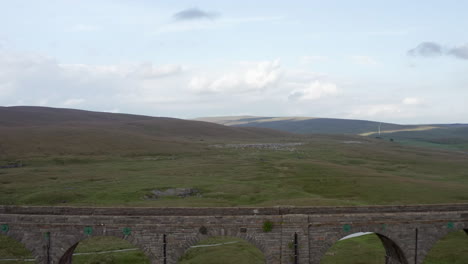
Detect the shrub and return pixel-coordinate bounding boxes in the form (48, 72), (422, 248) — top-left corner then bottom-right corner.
(262, 220), (273, 232)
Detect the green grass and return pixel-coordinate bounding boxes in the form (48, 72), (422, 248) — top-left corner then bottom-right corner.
(72, 236), (150, 264)
(0, 235), (33, 264)
(2, 136), (468, 263)
(179, 236), (264, 264)
(321, 234), (386, 264)
(73, 251), (150, 264)
(2, 136), (468, 207)
(424, 230), (468, 264)
(321, 231), (468, 264)
(379, 127), (468, 152)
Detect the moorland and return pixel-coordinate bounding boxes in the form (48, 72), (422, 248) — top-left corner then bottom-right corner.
(1, 106), (467, 264)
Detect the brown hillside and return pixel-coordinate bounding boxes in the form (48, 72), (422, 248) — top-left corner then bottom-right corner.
(0, 106), (293, 157)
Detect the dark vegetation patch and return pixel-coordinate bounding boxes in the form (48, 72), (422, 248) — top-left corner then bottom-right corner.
(21, 191), (84, 205)
(144, 188), (201, 200)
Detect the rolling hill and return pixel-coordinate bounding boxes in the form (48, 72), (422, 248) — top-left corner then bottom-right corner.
(0, 106), (292, 158)
(1, 106), (468, 211)
(196, 116), (468, 151)
(195, 116), (436, 135)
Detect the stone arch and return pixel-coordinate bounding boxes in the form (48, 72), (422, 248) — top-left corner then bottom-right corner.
(174, 230), (269, 264)
(0, 230), (43, 263)
(57, 230), (156, 264)
(318, 229), (408, 264)
(419, 224), (468, 264)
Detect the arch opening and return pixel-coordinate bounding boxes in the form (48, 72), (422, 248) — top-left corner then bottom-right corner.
(0, 233), (35, 263)
(321, 232), (408, 264)
(423, 229), (468, 264)
(178, 236), (265, 264)
(59, 236), (151, 264)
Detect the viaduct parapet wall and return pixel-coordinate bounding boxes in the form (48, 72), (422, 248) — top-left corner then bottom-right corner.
(1, 204), (467, 264)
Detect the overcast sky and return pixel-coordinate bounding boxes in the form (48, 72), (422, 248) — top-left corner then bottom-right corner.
(1, 0), (468, 124)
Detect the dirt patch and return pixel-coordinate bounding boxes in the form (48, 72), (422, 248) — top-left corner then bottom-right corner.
(144, 188), (201, 200)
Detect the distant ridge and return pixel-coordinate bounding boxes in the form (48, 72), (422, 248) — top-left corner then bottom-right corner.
(195, 116), (468, 135)
(196, 116), (413, 135)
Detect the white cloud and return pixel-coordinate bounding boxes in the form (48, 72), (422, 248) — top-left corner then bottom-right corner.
(245, 60), (281, 89)
(0, 51), (187, 111)
(1, 50), (463, 123)
(351, 55), (378, 66)
(402, 97), (423, 105)
(189, 76), (211, 93)
(351, 104), (401, 117)
(348, 99), (427, 121)
(288, 81), (338, 101)
(133, 63), (184, 79)
(210, 73), (241, 91)
(189, 60), (281, 93)
(60, 63), (183, 79)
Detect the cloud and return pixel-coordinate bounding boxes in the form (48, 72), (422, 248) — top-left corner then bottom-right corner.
(288, 81), (338, 101)
(0, 51), (188, 112)
(351, 55), (378, 66)
(349, 104), (402, 118)
(402, 97), (423, 105)
(155, 16), (283, 34)
(448, 44), (468, 60)
(189, 60), (281, 93)
(244, 60), (281, 89)
(348, 97), (427, 121)
(408, 42), (468, 60)
(173, 8), (218, 21)
(3, 50), (462, 123)
(133, 63), (184, 79)
(60, 62), (184, 79)
(408, 42), (443, 57)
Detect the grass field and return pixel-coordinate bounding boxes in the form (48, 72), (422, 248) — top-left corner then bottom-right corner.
(2, 135), (468, 207)
(73, 237), (150, 264)
(179, 236), (265, 264)
(1, 107), (468, 263)
(2, 136), (468, 263)
(321, 233), (386, 264)
(321, 231), (468, 264)
(0, 235), (32, 264)
(379, 127), (468, 152)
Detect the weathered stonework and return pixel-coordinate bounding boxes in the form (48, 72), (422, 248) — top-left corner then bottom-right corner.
(0, 204), (467, 264)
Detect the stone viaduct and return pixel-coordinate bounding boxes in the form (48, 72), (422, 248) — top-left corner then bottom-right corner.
(1, 204), (468, 264)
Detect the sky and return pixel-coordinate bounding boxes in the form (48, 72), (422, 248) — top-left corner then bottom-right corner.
(1, 0), (468, 124)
